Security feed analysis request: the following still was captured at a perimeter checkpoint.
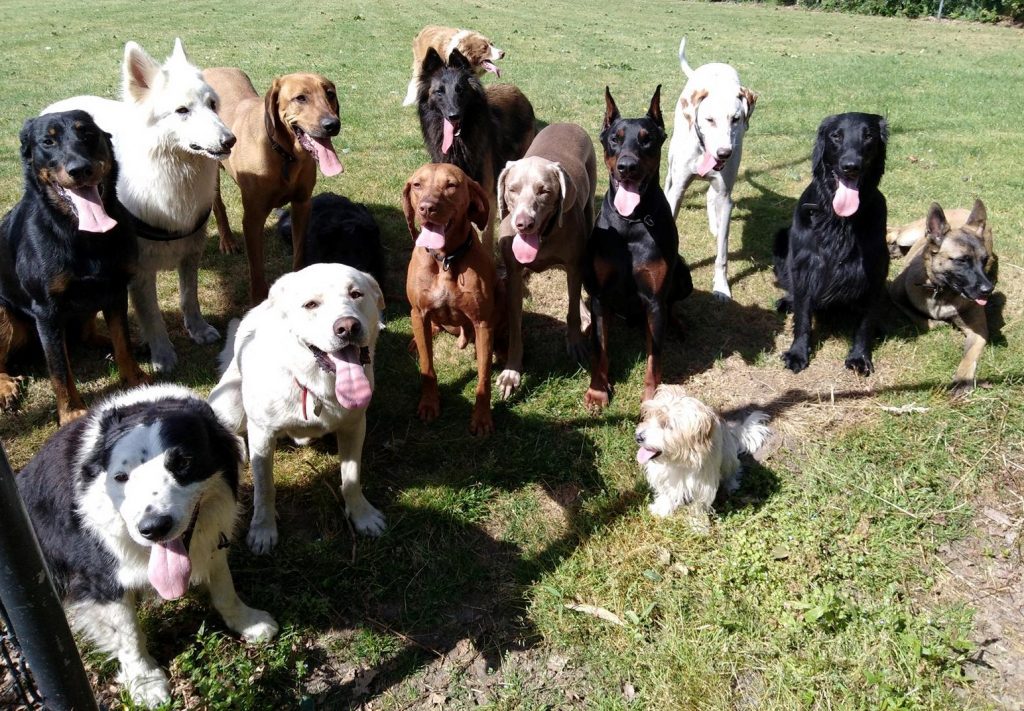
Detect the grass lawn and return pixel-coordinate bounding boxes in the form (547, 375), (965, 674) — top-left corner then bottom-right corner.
(1, 1), (1022, 709)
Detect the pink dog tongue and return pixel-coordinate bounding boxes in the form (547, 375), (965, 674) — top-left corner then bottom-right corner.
(329, 345), (372, 409)
(833, 180), (860, 217)
(613, 183), (641, 217)
(442, 119), (455, 154)
(67, 185), (117, 233)
(148, 537), (191, 600)
(696, 151), (718, 177)
(636, 447), (658, 465)
(512, 233), (540, 263)
(416, 222), (446, 249)
(310, 136), (344, 177)
(975, 298), (988, 306)
(482, 60), (501, 77)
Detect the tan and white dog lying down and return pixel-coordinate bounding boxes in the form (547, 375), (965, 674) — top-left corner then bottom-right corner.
(209, 263), (385, 554)
(635, 385), (770, 529)
(402, 25), (504, 106)
(663, 37), (757, 301)
(496, 123), (597, 399)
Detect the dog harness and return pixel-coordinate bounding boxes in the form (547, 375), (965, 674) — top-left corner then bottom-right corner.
(129, 209), (212, 242)
(426, 230), (475, 271)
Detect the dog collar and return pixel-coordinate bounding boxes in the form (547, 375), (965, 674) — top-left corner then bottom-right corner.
(294, 378), (323, 420)
(694, 102), (708, 152)
(180, 499), (229, 553)
(427, 230), (475, 271)
(605, 190), (656, 227)
(269, 134), (297, 181)
(129, 209), (211, 242)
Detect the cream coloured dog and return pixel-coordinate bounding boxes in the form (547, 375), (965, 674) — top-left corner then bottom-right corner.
(209, 264), (385, 554)
(635, 385), (770, 527)
(663, 37), (757, 301)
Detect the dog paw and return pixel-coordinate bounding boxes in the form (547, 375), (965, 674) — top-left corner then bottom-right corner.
(417, 397), (440, 423)
(775, 297), (792, 314)
(120, 665), (171, 708)
(0, 374), (23, 410)
(219, 234), (240, 255)
(187, 321), (220, 345)
(148, 343), (178, 374)
(566, 337), (590, 366)
(648, 497), (676, 518)
(349, 502), (387, 537)
(844, 353), (874, 376)
(247, 520), (279, 555)
(470, 409), (495, 436)
(780, 349), (808, 374)
(949, 379), (975, 399)
(711, 277), (732, 302)
(124, 367), (153, 388)
(584, 387), (610, 411)
(234, 607), (279, 643)
(497, 369), (521, 399)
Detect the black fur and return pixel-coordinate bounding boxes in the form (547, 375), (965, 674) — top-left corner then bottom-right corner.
(583, 86), (693, 404)
(16, 391), (242, 604)
(276, 192), (385, 287)
(773, 112), (889, 375)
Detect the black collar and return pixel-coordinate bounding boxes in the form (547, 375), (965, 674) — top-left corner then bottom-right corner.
(605, 188), (657, 227)
(180, 499), (231, 553)
(268, 126), (297, 181)
(129, 208), (211, 242)
(694, 101), (707, 152)
(427, 230), (475, 271)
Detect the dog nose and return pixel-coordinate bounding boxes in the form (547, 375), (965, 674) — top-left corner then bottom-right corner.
(334, 317), (361, 339)
(417, 201), (437, 218)
(839, 158), (861, 176)
(138, 513), (174, 541)
(321, 117), (340, 136)
(635, 429), (645, 444)
(616, 158), (639, 179)
(66, 162), (94, 181)
(979, 281), (994, 296)
(221, 135), (237, 151)
(716, 147), (733, 160)
(515, 215), (535, 233)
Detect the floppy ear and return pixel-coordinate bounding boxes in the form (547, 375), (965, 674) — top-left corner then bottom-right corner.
(497, 161), (514, 220)
(811, 115), (836, 179)
(553, 162), (576, 229)
(401, 178), (418, 239)
(325, 80), (340, 115)
(264, 77), (283, 138)
(122, 41), (161, 104)
(603, 86), (620, 131)
(878, 117), (889, 144)
(420, 47), (445, 80)
(926, 202), (950, 250)
(668, 400), (717, 459)
(647, 84), (664, 129)
(466, 177), (491, 232)
(681, 88), (708, 131)
(365, 274), (386, 313)
(448, 48), (472, 71)
(739, 87), (757, 127)
(18, 118), (35, 160)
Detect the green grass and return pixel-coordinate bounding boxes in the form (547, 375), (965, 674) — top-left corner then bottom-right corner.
(1, 1), (1022, 709)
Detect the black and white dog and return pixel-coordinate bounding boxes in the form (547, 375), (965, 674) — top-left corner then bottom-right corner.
(16, 384), (278, 707)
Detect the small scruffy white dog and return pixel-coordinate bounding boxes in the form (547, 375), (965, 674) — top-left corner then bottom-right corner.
(635, 385), (770, 523)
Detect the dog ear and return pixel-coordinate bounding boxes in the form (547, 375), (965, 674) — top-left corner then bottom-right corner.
(877, 116), (889, 145)
(669, 399), (717, 458)
(926, 203), (950, 250)
(324, 79), (340, 116)
(553, 162), (576, 229)
(448, 48), (471, 71)
(811, 115), (836, 180)
(739, 87), (757, 127)
(467, 176), (492, 232)
(18, 118), (36, 160)
(647, 85), (664, 129)
(681, 88), (708, 131)
(497, 161), (514, 221)
(122, 41), (161, 104)
(966, 198), (987, 230)
(170, 37), (189, 64)
(401, 178), (419, 240)
(264, 77), (283, 139)
(421, 47), (445, 79)
(365, 274), (386, 313)
(603, 87), (620, 131)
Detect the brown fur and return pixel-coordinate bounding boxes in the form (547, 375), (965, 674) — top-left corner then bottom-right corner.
(404, 26), (504, 106)
(204, 68), (343, 303)
(887, 207), (995, 264)
(889, 200), (996, 394)
(403, 164), (502, 435)
(0, 307), (29, 409)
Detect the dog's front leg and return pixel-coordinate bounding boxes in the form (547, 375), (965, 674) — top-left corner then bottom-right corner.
(411, 307), (440, 422)
(781, 271), (815, 374)
(642, 299), (667, 402)
(207, 549), (278, 641)
(131, 269), (177, 373)
(242, 202), (274, 304)
(845, 304), (878, 376)
(103, 303), (151, 387)
(212, 179), (238, 253)
(565, 266), (589, 364)
(34, 316), (86, 424)
(584, 293), (611, 409)
(178, 242), (220, 345)
(470, 321), (495, 435)
(246, 424), (279, 554)
(289, 198), (312, 272)
(707, 177), (734, 301)
(337, 416), (386, 535)
(497, 259), (525, 399)
(950, 309), (988, 396)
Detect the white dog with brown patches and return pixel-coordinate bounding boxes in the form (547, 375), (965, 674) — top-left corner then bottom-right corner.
(402, 25), (504, 106)
(663, 37), (757, 301)
(635, 385), (770, 525)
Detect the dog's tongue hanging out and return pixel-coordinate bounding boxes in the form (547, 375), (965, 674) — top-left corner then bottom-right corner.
(416, 222), (446, 250)
(482, 61), (501, 78)
(695, 151), (719, 177)
(329, 345), (372, 409)
(307, 135), (344, 177)
(148, 537), (191, 600)
(832, 178), (860, 217)
(613, 181), (642, 217)
(512, 233), (540, 263)
(442, 119), (456, 154)
(636, 447), (658, 465)
(67, 185), (118, 233)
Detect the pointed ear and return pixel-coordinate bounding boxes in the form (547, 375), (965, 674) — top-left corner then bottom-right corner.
(170, 37), (189, 63)
(497, 161), (514, 220)
(122, 41), (161, 104)
(466, 177), (491, 232)
(448, 48), (471, 71)
(647, 84), (664, 129)
(421, 47), (445, 79)
(401, 178), (418, 239)
(18, 118), (35, 160)
(739, 87), (757, 127)
(603, 86), (620, 131)
(926, 202), (949, 249)
(264, 77), (282, 138)
(554, 162), (576, 228)
(966, 198), (987, 229)
(681, 88), (708, 130)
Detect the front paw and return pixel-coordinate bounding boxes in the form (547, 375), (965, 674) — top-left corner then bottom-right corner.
(0, 374), (23, 410)
(417, 396), (440, 423)
(58, 407), (89, 426)
(648, 496), (676, 518)
(950, 379), (974, 399)
(234, 607), (279, 643)
(584, 387), (610, 411)
(844, 353), (874, 376)
(148, 342), (178, 374)
(219, 234), (239, 254)
(470, 406), (494, 436)
(711, 275), (732, 302)
(781, 349), (808, 374)
(124, 367), (153, 387)
(187, 321), (220, 345)
(348, 501), (387, 537)
(497, 368), (521, 399)
(247, 518), (279, 555)
(566, 336), (590, 365)
(120, 664), (171, 708)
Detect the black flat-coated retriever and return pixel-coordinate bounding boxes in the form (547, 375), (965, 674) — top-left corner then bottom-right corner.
(773, 112), (889, 375)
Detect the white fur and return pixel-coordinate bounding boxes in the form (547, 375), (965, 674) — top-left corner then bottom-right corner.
(44, 39), (235, 372)
(208, 264), (386, 554)
(636, 385), (770, 528)
(663, 37), (756, 301)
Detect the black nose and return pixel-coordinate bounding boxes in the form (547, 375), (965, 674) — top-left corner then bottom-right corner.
(635, 430), (645, 445)
(334, 317), (361, 339)
(979, 281), (994, 296)
(321, 117), (340, 137)
(839, 158), (861, 176)
(138, 513), (174, 541)
(221, 135), (237, 151)
(716, 147), (733, 160)
(66, 162), (94, 181)
(616, 157), (639, 179)
(445, 113), (461, 122)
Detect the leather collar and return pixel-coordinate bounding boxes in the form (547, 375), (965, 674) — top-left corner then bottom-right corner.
(427, 230), (475, 271)
(129, 209), (211, 242)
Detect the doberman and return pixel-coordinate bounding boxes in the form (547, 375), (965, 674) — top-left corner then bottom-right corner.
(583, 86), (693, 409)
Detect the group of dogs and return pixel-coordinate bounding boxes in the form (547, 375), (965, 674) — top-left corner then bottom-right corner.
(0, 24), (998, 707)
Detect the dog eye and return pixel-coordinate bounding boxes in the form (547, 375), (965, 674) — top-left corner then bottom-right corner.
(303, 299), (320, 310)
(707, 118), (716, 127)
(350, 289), (363, 299)
(732, 115), (740, 123)
(295, 94), (307, 103)
(208, 99), (217, 111)
(40, 137), (56, 147)
(412, 181), (422, 189)
(830, 130), (843, 141)
(114, 471), (129, 483)
(176, 106), (190, 116)
(325, 89), (336, 99)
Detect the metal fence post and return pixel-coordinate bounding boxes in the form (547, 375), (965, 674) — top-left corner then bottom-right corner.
(0, 441), (99, 711)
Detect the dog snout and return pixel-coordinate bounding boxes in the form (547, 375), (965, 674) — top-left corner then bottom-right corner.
(839, 156), (862, 177)
(716, 147), (733, 160)
(978, 279), (994, 296)
(616, 157), (640, 180)
(221, 134), (237, 152)
(635, 428), (646, 445)
(514, 212), (536, 233)
(334, 316), (361, 340)
(66, 161), (95, 182)
(417, 198), (439, 220)
(137, 512), (174, 541)
(321, 116), (340, 137)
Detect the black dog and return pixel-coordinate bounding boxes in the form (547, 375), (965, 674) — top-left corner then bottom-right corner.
(277, 192), (385, 287)
(583, 86), (693, 409)
(773, 112), (889, 375)
(415, 47), (536, 247)
(0, 110), (149, 424)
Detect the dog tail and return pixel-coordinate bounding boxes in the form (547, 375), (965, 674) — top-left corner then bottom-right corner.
(678, 37), (695, 79)
(728, 411), (771, 456)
